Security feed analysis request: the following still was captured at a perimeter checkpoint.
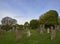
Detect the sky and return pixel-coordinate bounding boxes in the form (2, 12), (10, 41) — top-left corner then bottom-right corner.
(0, 0), (60, 24)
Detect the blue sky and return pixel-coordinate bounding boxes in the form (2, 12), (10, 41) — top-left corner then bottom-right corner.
(0, 0), (60, 24)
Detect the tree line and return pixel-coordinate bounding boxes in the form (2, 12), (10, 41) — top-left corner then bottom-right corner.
(0, 10), (60, 31)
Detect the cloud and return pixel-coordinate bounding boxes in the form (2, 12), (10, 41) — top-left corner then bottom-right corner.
(0, 10), (30, 25)
(14, 17), (30, 25)
(0, 0), (28, 24)
(0, 0), (60, 25)
(0, 10), (15, 24)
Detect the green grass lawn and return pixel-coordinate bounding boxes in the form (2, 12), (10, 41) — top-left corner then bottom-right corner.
(0, 30), (60, 44)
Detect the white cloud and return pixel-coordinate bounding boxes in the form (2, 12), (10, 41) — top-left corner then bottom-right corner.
(0, 0), (30, 25)
(0, 10), (30, 25)
(0, 0), (33, 25)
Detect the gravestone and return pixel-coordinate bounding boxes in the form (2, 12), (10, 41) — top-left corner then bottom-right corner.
(16, 29), (23, 40)
(12, 27), (15, 31)
(43, 24), (45, 30)
(47, 28), (50, 33)
(51, 26), (56, 40)
(16, 26), (23, 40)
(15, 27), (18, 32)
(40, 25), (43, 34)
(27, 29), (31, 38)
(56, 25), (59, 31)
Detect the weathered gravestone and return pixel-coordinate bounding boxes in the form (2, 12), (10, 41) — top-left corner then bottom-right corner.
(47, 28), (50, 33)
(40, 25), (44, 34)
(27, 29), (31, 38)
(12, 27), (15, 31)
(51, 26), (56, 40)
(16, 26), (23, 40)
(56, 25), (60, 31)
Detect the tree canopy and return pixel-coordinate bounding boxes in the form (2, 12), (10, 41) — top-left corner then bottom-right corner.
(30, 19), (39, 29)
(1, 17), (17, 31)
(1, 25), (12, 31)
(24, 22), (30, 29)
(1, 17), (17, 25)
(39, 10), (58, 26)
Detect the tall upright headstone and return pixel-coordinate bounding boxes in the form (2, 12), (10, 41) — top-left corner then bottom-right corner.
(16, 29), (23, 40)
(43, 24), (45, 30)
(40, 25), (43, 34)
(27, 29), (31, 38)
(12, 26), (16, 32)
(15, 26), (18, 32)
(51, 26), (56, 40)
(47, 28), (50, 33)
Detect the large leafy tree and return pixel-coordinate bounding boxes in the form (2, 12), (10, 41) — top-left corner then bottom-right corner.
(30, 19), (40, 29)
(1, 17), (17, 31)
(1, 17), (17, 25)
(39, 10), (58, 27)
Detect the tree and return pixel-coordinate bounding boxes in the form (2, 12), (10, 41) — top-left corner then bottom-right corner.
(24, 22), (30, 29)
(39, 10), (58, 28)
(15, 24), (24, 30)
(1, 25), (12, 31)
(58, 17), (60, 25)
(1, 17), (17, 25)
(19, 25), (24, 30)
(39, 10), (59, 40)
(1, 17), (17, 31)
(30, 19), (39, 29)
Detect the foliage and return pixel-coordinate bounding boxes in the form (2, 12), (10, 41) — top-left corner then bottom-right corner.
(1, 17), (17, 31)
(24, 22), (30, 29)
(19, 25), (24, 30)
(1, 25), (12, 31)
(39, 10), (58, 26)
(58, 17), (60, 25)
(1, 17), (17, 25)
(15, 24), (24, 30)
(30, 19), (40, 29)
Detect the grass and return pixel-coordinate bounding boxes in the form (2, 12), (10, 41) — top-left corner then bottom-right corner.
(0, 30), (60, 44)
(0, 32), (17, 44)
